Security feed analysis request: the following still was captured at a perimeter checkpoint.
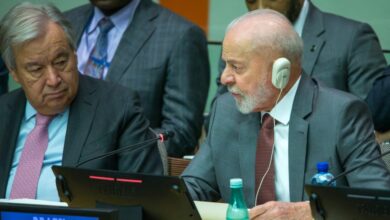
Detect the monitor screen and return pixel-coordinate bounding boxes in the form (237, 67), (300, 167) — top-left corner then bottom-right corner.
(0, 203), (117, 220)
(305, 184), (390, 220)
(52, 166), (201, 220)
(1, 211), (98, 220)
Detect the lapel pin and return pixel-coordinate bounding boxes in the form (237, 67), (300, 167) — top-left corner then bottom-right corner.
(310, 45), (316, 52)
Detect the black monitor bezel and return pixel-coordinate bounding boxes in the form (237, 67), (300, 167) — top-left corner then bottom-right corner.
(52, 166), (201, 220)
(305, 184), (390, 220)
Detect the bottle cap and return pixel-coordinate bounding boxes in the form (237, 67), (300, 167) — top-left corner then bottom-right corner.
(316, 161), (329, 172)
(230, 178), (243, 188)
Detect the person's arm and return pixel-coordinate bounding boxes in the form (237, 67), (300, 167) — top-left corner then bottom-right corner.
(366, 68), (390, 133)
(159, 24), (210, 157)
(181, 94), (222, 202)
(181, 137), (221, 202)
(346, 23), (386, 100)
(117, 90), (164, 175)
(336, 98), (390, 188)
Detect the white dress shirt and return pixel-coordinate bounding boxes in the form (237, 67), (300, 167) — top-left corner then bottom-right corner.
(293, 0), (309, 37)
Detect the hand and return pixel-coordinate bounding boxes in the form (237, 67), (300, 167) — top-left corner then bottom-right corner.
(249, 201), (312, 220)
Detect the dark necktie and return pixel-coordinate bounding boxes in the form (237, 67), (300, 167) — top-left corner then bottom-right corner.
(84, 17), (114, 79)
(255, 113), (276, 205)
(10, 114), (54, 199)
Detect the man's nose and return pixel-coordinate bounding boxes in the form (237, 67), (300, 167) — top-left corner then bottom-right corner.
(45, 66), (61, 86)
(220, 68), (234, 86)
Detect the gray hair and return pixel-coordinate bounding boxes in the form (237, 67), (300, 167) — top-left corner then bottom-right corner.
(0, 2), (75, 70)
(226, 9), (303, 63)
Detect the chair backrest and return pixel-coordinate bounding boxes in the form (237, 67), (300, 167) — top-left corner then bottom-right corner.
(168, 157), (191, 176)
(380, 141), (390, 171)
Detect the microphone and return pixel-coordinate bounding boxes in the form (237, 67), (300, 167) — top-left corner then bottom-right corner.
(328, 148), (390, 185)
(76, 131), (174, 167)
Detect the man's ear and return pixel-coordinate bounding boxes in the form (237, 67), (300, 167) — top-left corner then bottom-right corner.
(8, 68), (20, 84)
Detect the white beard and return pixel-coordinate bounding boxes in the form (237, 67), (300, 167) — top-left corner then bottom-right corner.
(228, 86), (258, 114)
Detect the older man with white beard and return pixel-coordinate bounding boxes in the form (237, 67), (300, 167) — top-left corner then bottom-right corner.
(181, 9), (390, 220)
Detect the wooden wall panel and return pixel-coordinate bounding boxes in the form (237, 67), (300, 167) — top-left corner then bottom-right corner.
(160, 0), (209, 35)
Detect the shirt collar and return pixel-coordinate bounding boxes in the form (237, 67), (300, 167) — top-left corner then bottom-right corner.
(265, 76), (301, 125)
(87, 0), (140, 34)
(293, 0), (309, 36)
(25, 101), (37, 122)
(25, 101), (67, 121)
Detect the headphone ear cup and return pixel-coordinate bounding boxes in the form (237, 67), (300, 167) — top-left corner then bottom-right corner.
(272, 57), (291, 89)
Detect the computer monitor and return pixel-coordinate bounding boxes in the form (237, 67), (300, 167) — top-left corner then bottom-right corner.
(305, 184), (390, 220)
(0, 202), (117, 220)
(52, 166), (201, 220)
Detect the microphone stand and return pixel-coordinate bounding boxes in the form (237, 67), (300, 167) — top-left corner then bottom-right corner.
(328, 149), (390, 186)
(76, 136), (163, 168)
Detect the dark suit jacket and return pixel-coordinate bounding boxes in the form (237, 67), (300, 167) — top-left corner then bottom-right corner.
(0, 59), (7, 96)
(182, 73), (390, 207)
(301, 1), (386, 100)
(65, 0), (210, 157)
(215, 1), (386, 101)
(366, 66), (390, 132)
(0, 75), (163, 197)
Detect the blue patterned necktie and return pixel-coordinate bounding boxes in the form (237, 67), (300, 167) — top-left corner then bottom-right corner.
(84, 17), (114, 79)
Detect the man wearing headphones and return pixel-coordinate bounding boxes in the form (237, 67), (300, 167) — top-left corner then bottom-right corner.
(182, 9), (390, 219)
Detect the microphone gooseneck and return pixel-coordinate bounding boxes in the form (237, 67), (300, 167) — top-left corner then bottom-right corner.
(75, 131), (174, 168)
(328, 149), (390, 186)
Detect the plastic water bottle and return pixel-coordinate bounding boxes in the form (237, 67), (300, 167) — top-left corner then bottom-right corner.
(226, 178), (249, 220)
(311, 161), (336, 186)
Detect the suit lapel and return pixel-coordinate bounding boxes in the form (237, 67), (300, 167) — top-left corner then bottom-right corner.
(0, 91), (26, 196)
(106, 1), (158, 82)
(302, 2), (325, 76)
(73, 6), (94, 46)
(62, 76), (98, 166)
(288, 74), (315, 201)
(288, 116), (308, 201)
(238, 112), (260, 206)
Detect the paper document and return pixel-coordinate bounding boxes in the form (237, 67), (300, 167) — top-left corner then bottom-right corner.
(0, 198), (67, 207)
